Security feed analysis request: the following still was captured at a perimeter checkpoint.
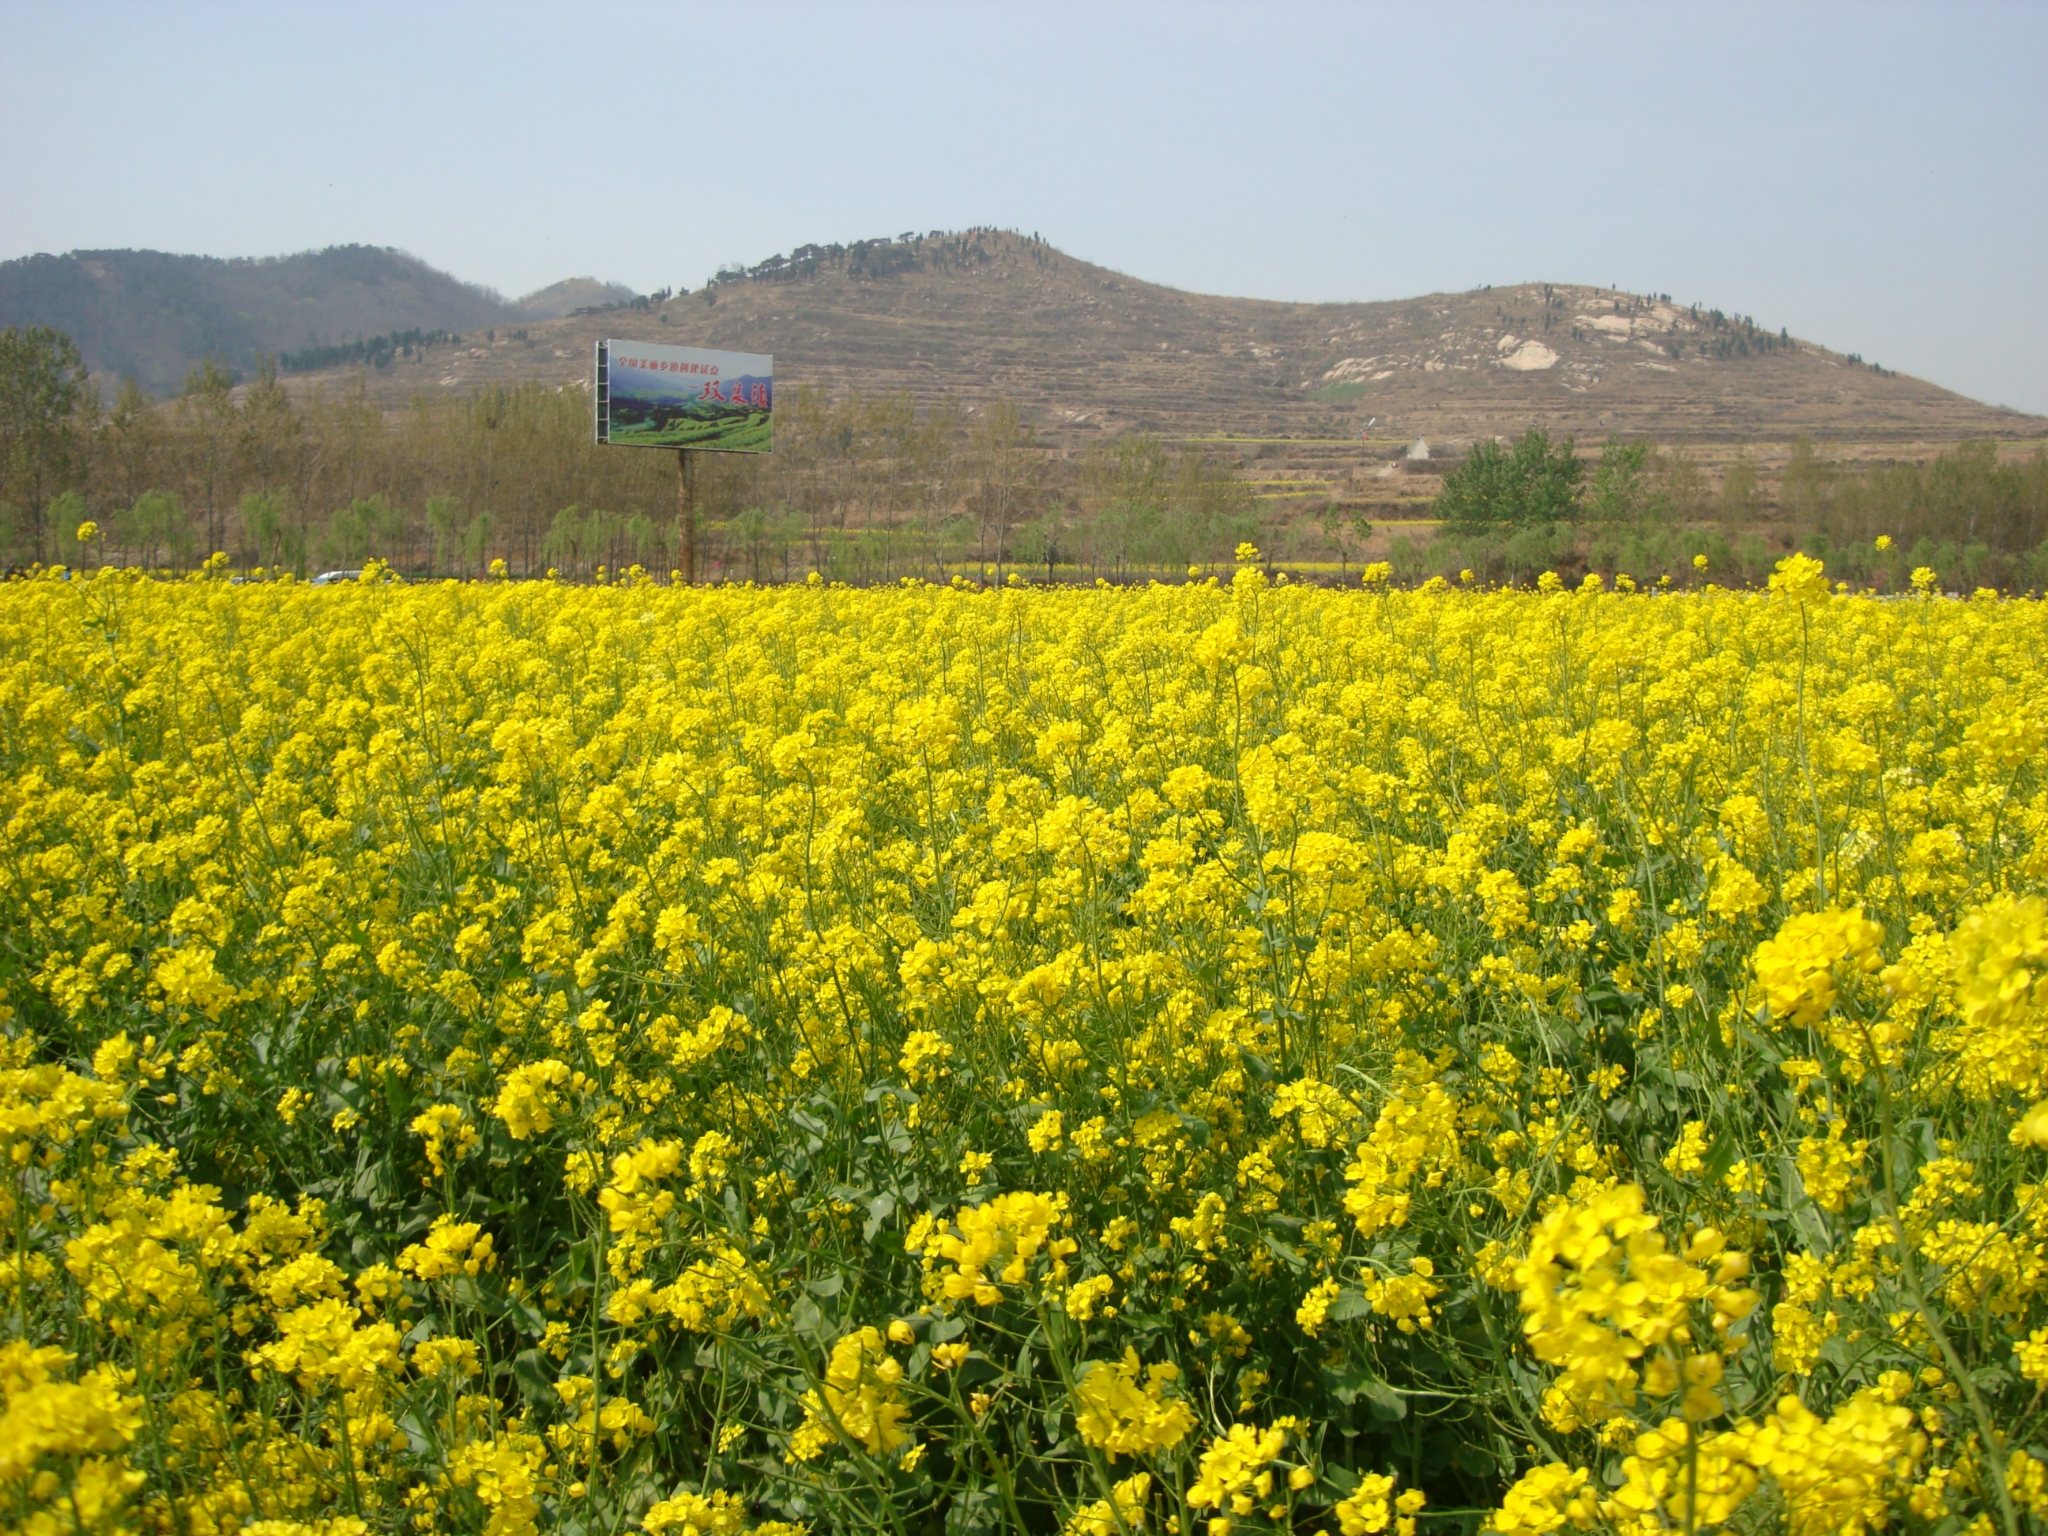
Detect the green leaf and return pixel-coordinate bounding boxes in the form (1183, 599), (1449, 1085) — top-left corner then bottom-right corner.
(1329, 1288), (1373, 1323)
(1264, 1234), (1305, 1271)
(512, 1348), (555, 1406)
(864, 1191), (896, 1242)
(790, 1295), (827, 1341)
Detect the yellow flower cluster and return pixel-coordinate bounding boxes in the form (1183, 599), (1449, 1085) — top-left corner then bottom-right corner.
(1751, 906), (1886, 1026)
(1949, 894), (2048, 1102)
(1513, 1184), (1755, 1432)
(1, 563), (2045, 1533)
(1489, 1462), (1599, 1534)
(920, 1189), (1074, 1306)
(1496, 1379), (1926, 1536)
(789, 1326), (912, 1461)
(1072, 1350), (1196, 1460)
(1186, 1421), (1289, 1517)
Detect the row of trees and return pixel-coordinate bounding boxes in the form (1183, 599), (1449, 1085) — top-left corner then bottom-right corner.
(1785, 438), (2048, 555)
(7, 321), (2043, 583)
(1384, 519), (2048, 593)
(0, 324), (1255, 581)
(1436, 426), (2048, 556)
(1432, 430), (1738, 529)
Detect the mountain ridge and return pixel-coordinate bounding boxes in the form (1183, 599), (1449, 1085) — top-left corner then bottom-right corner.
(4, 233), (2040, 448)
(281, 229), (2044, 448)
(0, 245), (629, 396)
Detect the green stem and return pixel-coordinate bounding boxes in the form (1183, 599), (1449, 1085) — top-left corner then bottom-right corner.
(1857, 1015), (2018, 1536)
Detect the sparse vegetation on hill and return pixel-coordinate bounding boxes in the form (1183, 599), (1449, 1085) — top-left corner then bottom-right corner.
(6, 231), (2032, 453)
(518, 275), (642, 320)
(270, 229), (2038, 456)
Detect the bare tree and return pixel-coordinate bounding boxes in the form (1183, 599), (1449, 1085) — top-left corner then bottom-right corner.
(969, 399), (1038, 581)
(177, 359), (238, 555)
(238, 360), (303, 560)
(856, 391), (918, 579)
(911, 399), (962, 579)
(104, 377), (162, 516)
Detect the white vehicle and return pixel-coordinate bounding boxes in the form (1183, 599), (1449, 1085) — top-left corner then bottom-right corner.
(309, 571), (361, 586)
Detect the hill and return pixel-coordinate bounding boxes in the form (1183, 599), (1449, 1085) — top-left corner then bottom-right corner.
(0, 245), (520, 396)
(284, 229), (2044, 455)
(5, 230), (2040, 582)
(516, 277), (640, 320)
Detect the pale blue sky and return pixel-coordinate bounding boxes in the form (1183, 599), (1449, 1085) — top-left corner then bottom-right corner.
(3, 0), (2043, 413)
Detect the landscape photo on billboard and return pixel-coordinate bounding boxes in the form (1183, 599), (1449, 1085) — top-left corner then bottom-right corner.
(604, 342), (773, 452)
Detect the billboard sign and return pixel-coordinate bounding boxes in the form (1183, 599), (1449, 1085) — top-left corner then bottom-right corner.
(595, 340), (772, 453)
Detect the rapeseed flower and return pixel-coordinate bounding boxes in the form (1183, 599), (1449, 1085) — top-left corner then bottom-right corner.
(1073, 1350), (1195, 1460)
(0, 573), (2043, 1532)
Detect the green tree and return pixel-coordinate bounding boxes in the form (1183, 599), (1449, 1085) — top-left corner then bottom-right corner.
(1648, 447), (1709, 524)
(48, 490), (88, 565)
(1010, 510), (1068, 581)
(585, 506), (624, 575)
(1781, 435), (1834, 528)
(351, 495), (402, 563)
(239, 489), (287, 570)
(123, 489), (192, 571)
(1718, 452), (1760, 527)
(238, 360), (304, 527)
(1082, 434), (1169, 578)
(1169, 445), (1255, 568)
(908, 399), (963, 580)
(0, 325), (90, 564)
(104, 378), (163, 516)
(319, 501), (362, 570)
(459, 508), (496, 574)
(426, 494), (465, 577)
(1585, 440), (1652, 522)
(1435, 428), (1583, 529)
(1317, 504), (1374, 575)
(854, 391), (919, 577)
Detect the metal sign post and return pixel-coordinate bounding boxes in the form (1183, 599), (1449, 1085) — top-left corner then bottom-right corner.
(678, 448), (697, 585)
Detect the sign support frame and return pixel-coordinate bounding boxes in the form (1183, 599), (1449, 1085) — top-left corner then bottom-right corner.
(678, 449), (697, 586)
(595, 338), (772, 585)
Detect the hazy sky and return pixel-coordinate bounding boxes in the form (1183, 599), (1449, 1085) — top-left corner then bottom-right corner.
(3, 0), (2043, 413)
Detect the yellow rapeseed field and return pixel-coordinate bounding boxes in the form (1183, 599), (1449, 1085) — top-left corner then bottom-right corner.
(4, 554), (2048, 1536)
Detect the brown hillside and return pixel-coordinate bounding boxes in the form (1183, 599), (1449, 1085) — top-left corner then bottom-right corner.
(289, 230), (2043, 459)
